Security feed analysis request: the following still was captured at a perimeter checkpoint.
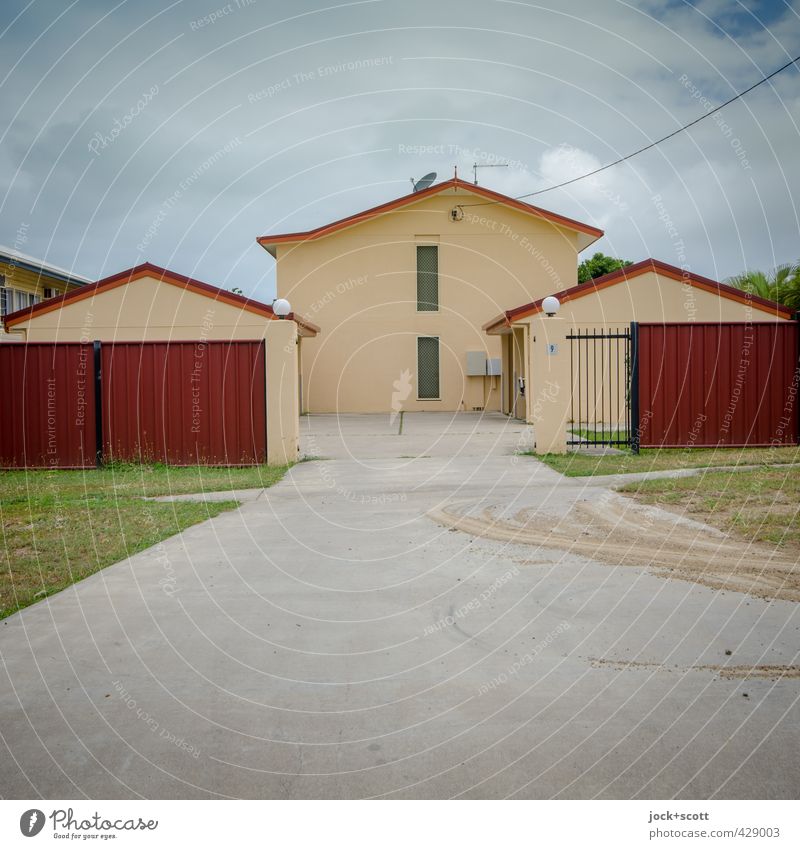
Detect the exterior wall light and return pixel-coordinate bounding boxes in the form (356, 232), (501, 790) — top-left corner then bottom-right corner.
(542, 296), (560, 317)
(273, 298), (291, 319)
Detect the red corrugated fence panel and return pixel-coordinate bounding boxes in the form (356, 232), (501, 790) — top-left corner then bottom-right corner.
(101, 341), (266, 465)
(638, 323), (799, 448)
(0, 343), (96, 469)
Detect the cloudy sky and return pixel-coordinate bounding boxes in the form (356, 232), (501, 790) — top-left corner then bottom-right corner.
(1, 0), (798, 300)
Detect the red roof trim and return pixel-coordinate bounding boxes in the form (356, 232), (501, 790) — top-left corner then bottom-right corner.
(3, 262), (319, 335)
(257, 178), (603, 251)
(484, 258), (794, 332)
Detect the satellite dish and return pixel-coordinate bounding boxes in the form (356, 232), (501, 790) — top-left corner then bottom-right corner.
(412, 172), (437, 192)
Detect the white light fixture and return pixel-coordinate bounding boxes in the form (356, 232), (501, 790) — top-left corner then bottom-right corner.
(542, 295), (560, 317)
(273, 298), (291, 319)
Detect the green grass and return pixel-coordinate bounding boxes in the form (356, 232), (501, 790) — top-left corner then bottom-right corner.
(533, 445), (800, 477)
(619, 465), (800, 549)
(0, 463), (289, 620)
(569, 427), (629, 443)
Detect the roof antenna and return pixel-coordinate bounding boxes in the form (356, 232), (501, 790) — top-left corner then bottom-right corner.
(473, 162), (509, 185)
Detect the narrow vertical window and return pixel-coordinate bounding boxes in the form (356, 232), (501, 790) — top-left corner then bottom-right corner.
(416, 245), (438, 311)
(417, 336), (440, 399)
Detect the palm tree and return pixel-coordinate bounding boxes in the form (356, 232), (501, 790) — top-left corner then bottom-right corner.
(726, 262), (800, 311)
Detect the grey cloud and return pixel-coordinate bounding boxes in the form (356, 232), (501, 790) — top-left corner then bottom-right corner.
(1, 0), (798, 297)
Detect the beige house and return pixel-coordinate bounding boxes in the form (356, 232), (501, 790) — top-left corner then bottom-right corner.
(259, 178), (794, 421)
(1, 246), (90, 342)
(2, 262), (319, 343)
(2, 263), (318, 464)
(484, 258), (794, 450)
(259, 177), (602, 413)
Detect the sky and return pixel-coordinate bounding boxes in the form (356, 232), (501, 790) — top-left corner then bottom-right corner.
(1, 0), (798, 302)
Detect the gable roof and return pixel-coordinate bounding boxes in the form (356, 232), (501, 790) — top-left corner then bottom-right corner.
(484, 257), (794, 333)
(257, 177), (604, 255)
(2, 262), (320, 336)
(0, 245), (91, 288)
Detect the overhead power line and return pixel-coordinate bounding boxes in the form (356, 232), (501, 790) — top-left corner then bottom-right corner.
(463, 52), (800, 206)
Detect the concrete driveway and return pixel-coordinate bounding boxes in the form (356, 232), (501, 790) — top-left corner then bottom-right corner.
(1, 412), (797, 798)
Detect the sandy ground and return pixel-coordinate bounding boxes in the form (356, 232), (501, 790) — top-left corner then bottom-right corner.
(428, 491), (800, 603)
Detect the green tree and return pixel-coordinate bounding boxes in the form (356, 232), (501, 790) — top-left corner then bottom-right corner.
(578, 252), (633, 284)
(726, 262), (800, 311)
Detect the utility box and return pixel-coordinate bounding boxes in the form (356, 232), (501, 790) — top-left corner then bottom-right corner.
(466, 351), (487, 376)
(486, 357), (501, 376)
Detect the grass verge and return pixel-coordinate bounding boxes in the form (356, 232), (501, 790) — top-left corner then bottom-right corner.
(534, 445), (800, 477)
(0, 463), (289, 619)
(618, 465), (800, 550)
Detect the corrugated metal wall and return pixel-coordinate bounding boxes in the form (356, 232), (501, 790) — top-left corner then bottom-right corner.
(0, 343), (96, 468)
(102, 341), (266, 465)
(638, 323), (799, 448)
(0, 341), (267, 468)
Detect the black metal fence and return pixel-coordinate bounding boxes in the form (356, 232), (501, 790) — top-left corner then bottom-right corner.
(567, 326), (634, 449)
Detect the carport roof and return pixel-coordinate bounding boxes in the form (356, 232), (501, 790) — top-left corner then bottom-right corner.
(3, 262), (320, 336)
(483, 258), (794, 333)
(257, 177), (604, 255)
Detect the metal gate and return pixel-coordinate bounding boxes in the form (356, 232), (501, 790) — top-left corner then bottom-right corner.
(635, 321), (799, 448)
(0, 340), (267, 468)
(567, 327), (634, 449)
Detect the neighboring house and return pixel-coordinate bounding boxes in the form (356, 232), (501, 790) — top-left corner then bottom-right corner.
(2, 262), (319, 343)
(484, 258), (794, 421)
(0, 246), (91, 342)
(258, 177), (603, 413)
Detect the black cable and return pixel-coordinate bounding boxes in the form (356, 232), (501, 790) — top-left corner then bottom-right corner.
(461, 53), (800, 206)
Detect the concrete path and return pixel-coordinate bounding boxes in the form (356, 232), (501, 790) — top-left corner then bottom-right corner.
(1, 412), (797, 799)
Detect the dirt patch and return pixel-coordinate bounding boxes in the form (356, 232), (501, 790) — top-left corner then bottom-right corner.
(589, 657), (800, 680)
(428, 495), (800, 603)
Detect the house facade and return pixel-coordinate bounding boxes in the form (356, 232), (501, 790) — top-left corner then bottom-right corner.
(0, 247), (90, 342)
(484, 259), (794, 450)
(259, 177), (602, 413)
(2, 262), (318, 343)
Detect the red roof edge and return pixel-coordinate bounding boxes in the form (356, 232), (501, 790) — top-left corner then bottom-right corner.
(484, 258), (794, 332)
(257, 177), (603, 251)
(3, 262), (319, 336)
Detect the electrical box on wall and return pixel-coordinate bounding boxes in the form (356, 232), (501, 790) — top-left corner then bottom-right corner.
(466, 351), (487, 376)
(486, 358), (501, 376)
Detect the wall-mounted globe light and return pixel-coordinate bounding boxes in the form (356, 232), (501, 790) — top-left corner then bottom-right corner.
(542, 296), (560, 317)
(273, 298), (291, 319)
